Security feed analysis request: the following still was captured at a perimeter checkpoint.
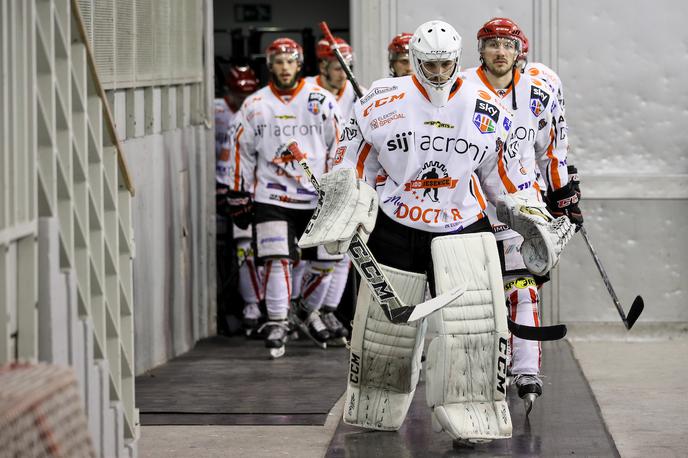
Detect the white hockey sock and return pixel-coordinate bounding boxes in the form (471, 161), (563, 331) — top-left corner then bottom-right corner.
(290, 258), (307, 300)
(322, 255), (351, 310)
(263, 259), (291, 321)
(300, 261), (335, 313)
(504, 275), (542, 375)
(236, 239), (262, 305)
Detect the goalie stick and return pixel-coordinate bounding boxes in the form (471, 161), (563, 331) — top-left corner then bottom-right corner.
(286, 140), (462, 323)
(580, 226), (644, 330)
(287, 140), (563, 340)
(319, 22), (365, 98)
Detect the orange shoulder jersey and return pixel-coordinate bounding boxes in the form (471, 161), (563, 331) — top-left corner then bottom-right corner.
(463, 66), (569, 239)
(305, 75), (359, 125)
(228, 79), (342, 209)
(525, 62), (566, 113)
(333, 74), (532, 233)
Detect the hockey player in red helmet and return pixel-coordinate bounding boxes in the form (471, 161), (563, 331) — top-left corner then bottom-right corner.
(302, 36), (358, 347)
(464, 17), (581, 416)
(266, 37), (304, 91)
(387, 32), (413, 77)
(224, 65), (259, 112)
(226, 36), (343, 358)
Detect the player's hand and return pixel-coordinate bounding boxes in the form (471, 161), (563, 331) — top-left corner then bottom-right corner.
(226, 190), (253, 229)
(546, 182), (583, 231)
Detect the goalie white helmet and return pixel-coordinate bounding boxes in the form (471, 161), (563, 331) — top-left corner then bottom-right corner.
(410, 20), (462, 107)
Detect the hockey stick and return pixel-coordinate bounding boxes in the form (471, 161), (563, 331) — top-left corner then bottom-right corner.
(319, 22), (365, 98)
(580, 226), (644, 330)
(286, 140), (463, 324)
(508, 320), (566, 341)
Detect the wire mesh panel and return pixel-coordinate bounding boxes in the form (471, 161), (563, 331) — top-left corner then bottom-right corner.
(115, 0), (135, 86)
(0, 363), (96, 457)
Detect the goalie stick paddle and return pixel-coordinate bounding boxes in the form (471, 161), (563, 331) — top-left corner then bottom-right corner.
(508, 320), (567, 341)
(285, 140), (463, 324)
(319, 22), (365, 98)
(580, 226), (644, 329)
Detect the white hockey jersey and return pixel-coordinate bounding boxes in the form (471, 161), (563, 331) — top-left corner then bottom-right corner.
(229, 79), (342, 209)
(463, 66), (569, 240)
(214, 98), (238, 186)
(334, 74), (532, 233)
(305, 75), (359, 124)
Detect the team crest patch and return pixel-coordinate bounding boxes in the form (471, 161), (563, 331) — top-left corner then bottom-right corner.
(473, 100), (500, 134)
(404, 161), (457, 203)
(530, 85), (550, 116)
(307, 100), (320, 114)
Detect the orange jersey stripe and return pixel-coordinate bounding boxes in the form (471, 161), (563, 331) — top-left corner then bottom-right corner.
(233, 126), (245, 191)
(497, 143), (518, 193)
(471, 174), (487, 210)
(356, 143), (372, 179)
(545, 128), (562, 189)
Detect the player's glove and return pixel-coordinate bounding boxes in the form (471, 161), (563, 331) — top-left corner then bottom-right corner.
(226, 190), (253, 229)
(215, 184), (231, 218)
(546, 181), (583, 231)
(568, 164), (581, 198)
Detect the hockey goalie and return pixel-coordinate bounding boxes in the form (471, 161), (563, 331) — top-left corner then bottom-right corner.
(298, 20), (574, 443)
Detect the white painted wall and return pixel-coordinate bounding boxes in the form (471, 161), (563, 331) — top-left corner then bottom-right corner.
(351, 0), (688, 323)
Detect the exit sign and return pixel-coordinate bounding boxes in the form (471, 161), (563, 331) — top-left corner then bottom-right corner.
(234, 4), (271, 22)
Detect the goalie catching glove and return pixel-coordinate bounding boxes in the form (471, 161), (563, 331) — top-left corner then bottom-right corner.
(497, 191), (575, 276)
(298, 168), (378, 255)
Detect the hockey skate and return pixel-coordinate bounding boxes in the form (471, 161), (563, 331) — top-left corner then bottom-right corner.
(320, 309), (349, 347)
(259, 320), (289, 359)
(242, 303), (262, 337)
(513, 374), (543, 416)
(294, 305), (330, 349)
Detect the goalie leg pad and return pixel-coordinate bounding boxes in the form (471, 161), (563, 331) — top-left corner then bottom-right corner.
(425, 233), (512, 441)
(344, 264), (427, 431)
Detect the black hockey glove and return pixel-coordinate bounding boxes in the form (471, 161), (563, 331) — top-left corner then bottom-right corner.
(546, 181), (583, 231)
(226, 190), (253, 230)
(216, 184), (231, 218)
(568, 164), (581, 198)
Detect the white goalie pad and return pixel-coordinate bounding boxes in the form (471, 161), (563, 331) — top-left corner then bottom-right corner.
(344, 264), (427, 431)
(496, 192), (575, 276)
(425, 233), (512, 442)
(298, 168), (378, 255)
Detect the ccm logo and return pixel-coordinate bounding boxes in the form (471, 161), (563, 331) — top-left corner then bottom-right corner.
(363, 93), (406, 117)
(349, 352), (361, 384)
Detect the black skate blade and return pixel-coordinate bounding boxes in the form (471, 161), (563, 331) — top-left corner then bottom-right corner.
(624, 296), (644, 330)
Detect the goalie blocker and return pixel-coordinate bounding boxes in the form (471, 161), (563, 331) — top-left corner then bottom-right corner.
(345, 232), (512, 441)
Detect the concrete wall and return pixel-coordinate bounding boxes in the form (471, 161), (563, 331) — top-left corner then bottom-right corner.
(351, 0), (688, 324)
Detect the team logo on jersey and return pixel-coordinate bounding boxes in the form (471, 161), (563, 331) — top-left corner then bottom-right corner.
(538, 118), (547, 130)
(371, 111), (405, 130)
(530, 86), (550, 116)
(473, 100), (500, 134)
(403, 161), (458, 203)
(307, 101), (320, 115)
(360, 86), (398, 104)
(478, 90), (492, 101)
(423, 120), (455, 129)
(307, 92), (325, 115)
(333, 146), (347, 165)
(271, 144), (299, 171)
(363, 93), (406, 117)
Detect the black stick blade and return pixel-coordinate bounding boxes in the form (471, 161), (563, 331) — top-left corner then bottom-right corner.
(625, 296), (644, 330)
(508, 319), (567, 341)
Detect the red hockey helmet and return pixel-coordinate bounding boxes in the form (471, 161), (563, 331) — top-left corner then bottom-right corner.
(476, 17), (525, 53)
(266, 38), (304, 65)
(388, 32), (413, 60)
(226, 66), (259, 95)
(519, 33), (529, 62)
(315, 37), (353, 62)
